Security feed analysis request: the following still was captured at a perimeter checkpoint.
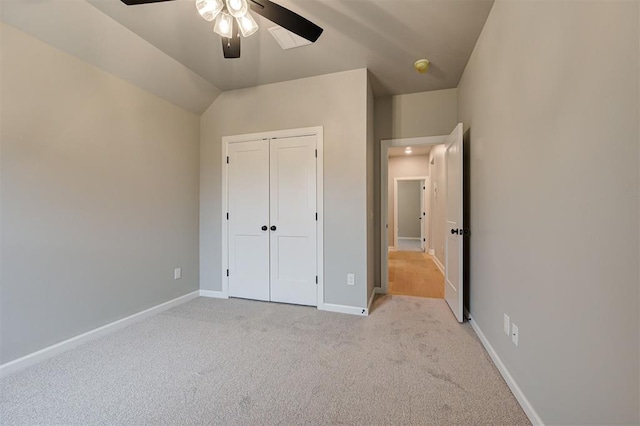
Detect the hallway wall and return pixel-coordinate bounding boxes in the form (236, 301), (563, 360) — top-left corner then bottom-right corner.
(428, 145), (446, 266)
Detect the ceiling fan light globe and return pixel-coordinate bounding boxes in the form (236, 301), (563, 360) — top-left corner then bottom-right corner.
(225, 0), (248, 18)
(196, 0), (223, 22)
(237, 12), (258, 37)
(214, 11), (234, 38)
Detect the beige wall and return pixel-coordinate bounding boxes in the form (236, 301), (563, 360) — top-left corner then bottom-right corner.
(387, 155), (429, 247)
(200, 69), (370, 308)
(366, 73), (376, 303)
(375, 89), (458, 141)
(1, 24), (201, 363)
(457, 1), (639, 424)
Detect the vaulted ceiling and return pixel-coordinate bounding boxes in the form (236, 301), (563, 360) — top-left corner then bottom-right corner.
(1, 0), (494, 113)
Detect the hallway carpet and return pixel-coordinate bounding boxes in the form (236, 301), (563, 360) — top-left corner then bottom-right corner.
(389, 251), (445, 298)
(1, 296), (529, 425)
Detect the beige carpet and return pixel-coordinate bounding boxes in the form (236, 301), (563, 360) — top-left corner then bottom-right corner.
(1, 295), (530, 425)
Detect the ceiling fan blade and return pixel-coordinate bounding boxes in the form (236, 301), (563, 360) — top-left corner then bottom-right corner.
(249, 0), (323, 42)
(222, 20), (241, 58)
(120, 0), (175, 5)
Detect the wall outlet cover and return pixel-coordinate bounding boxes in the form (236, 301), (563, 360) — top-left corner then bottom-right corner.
(174, 268), (182, 280)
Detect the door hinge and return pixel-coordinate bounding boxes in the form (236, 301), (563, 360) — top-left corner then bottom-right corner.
(315, 276), (318, 284)
(423, 238), (426, 242)
(315, 149), (317, 158)
(226, 156), (229, 164)
(226, 212), (229, 220)
(226, 269), (229, 277)
(315, 212), (318, 221)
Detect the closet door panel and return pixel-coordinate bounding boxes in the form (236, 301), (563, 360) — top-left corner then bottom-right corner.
(269, 136), (317, 306)
(227, 140), (270, 301)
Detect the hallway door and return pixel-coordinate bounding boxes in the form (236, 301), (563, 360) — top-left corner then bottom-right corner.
(445, 123), (465, 322)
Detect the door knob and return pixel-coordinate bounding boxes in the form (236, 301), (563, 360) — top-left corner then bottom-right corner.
(451, 228), (459, 235)
(270, 225), (277, 231)
(261, 226), (268, 231)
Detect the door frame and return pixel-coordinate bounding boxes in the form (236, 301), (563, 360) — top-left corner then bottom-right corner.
(393, 176), (428, 250)
(380, 135), (446, 294)
(221, 126), (325, 308)
(422, 176), (431, 252)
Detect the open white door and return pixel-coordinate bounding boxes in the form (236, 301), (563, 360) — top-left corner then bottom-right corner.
(445, 123), (464, 322)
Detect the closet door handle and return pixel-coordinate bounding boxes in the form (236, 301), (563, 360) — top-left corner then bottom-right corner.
(261, 226), (268, 231)
(270, 225), (277, 231)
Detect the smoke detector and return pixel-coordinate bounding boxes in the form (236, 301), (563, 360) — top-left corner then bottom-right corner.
(414, 59), (430, 74)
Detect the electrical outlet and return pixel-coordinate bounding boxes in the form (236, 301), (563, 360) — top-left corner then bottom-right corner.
(504, 314), (510, 336)
(174, 268), (182, 280)
(512, 324), (519, 346)
(347, 273), (355, 286)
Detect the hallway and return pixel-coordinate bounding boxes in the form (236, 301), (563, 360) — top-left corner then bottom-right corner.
(388, 251), (445, 298)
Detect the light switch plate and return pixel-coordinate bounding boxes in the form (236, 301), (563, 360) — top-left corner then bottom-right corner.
(504, 314), (510, 335)
(174, 268), (182, 280)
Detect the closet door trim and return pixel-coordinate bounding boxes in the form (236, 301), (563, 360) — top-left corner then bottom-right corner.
(221, 126), (324, 309)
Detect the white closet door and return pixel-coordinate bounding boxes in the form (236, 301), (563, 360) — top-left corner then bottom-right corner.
(228, 139), (270, 301)
(269, 136), (317, 306)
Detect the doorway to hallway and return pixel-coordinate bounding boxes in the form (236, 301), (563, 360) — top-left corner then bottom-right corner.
(380, 124), (465, 320)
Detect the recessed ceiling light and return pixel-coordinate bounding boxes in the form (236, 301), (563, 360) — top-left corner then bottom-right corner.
(405, 147), (412, 154)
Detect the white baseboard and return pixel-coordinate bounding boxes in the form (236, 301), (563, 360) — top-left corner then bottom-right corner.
(199, 289), (229, 299)
(432, 254), (445, 275)
(320, 303), (368, 316)
(469, 316), (544, 426)
(0, 290), (200, 379)
(428, 248), (435, 256)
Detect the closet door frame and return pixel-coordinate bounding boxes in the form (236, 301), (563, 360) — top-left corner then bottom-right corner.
(221, 126), (324, 309)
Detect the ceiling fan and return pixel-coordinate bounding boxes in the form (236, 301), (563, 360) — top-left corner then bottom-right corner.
(120, 0), (323, 59)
